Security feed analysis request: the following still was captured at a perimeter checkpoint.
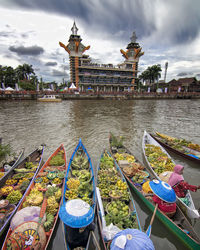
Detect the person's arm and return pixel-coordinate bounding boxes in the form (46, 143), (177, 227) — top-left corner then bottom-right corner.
(179, 181), (198, 192)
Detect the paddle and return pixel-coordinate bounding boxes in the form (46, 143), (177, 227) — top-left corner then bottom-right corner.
(90, 231), (101, 250)
(146, 203), (158, 237)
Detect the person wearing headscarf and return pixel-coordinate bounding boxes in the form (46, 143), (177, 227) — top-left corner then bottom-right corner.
(168, 164), (200, 198)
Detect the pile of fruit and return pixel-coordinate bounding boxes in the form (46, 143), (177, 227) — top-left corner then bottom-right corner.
(65, 158), (93, 205)
(14, 161), (38, 173)
(114, 153), (135, 163)
(49, 150), (65, 166)
(7, 190), (22, 204)
(145, 144), (175, 175)
(100, 153), (114, 170)
(156, 132), (200, 154)
(71, 155), (89, 170)
(98, 152), (138, 231)
(105, 200), (138, 230)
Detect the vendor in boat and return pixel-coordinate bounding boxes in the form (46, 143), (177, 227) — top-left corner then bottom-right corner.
(168, 165), (200, 199)
(149, 180), (177, 218)
(59, 199), (95, 249)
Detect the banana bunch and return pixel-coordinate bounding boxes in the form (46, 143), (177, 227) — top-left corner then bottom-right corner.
(43, 213), (54, 232)
(156, 132), (176, 141)
(67, 178), (80, 189)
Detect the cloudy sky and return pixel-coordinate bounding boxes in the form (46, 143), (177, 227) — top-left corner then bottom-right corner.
(0, 0), (200, 83)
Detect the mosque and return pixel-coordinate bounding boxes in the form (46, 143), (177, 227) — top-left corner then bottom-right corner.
(59, 22), (144, 92)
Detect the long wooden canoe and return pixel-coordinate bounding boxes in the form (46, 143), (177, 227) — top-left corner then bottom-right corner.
(60, 139), (96, 250)
(96, 150), (141, 248)
(150, 132), (200, 164)
(0, 145), (45, 237)
(109, 134), (200, 249)
(142, 130), (199, 220)
(2, 144), (66, 250)
(0, 148), (24, 183)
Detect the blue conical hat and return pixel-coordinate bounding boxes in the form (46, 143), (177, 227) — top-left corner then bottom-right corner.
(149, 180), (176, 203)
(59, 199), (94, 228)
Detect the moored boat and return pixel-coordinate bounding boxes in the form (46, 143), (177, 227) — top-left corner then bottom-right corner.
(59, 139), (96, 249)
(2, 144), (66, 250)
(109, 133), (200, 249)
(0, 145), (45, 237)
(96, 150), (141, 248)
(38, 95), (62, 102)
(151, 132), (200, 164)
(142, 130), (199, 220)
(0, 148), (24, 183)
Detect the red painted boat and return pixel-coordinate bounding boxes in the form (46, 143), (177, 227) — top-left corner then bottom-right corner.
(2, 144), (67, 250)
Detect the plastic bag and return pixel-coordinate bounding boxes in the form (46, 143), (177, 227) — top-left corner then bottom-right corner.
(102, 223), (122, 241)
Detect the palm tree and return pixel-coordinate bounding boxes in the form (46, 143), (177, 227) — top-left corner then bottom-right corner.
(23, 63), (35, 80)
(139, 64), (162, 89)
(15, 65), (25, 81)
(15, 64), (35, 81)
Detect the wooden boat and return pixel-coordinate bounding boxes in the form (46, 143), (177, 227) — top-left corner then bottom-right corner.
(150, 132), (200, 164)
(0, 145), (45, 237)
(2, 144), (66, 250)
(96, 150), (141, 248)
(60, 139), (96, 249)
(109, 134), (200, 249)
(38, 95), (62, 102)
(142, 130), (200, 220)
(0, 148), (24, 183)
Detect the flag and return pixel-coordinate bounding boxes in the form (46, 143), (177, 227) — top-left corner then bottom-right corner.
(1, 82), (5, 90)
(15, 83), (19, 91)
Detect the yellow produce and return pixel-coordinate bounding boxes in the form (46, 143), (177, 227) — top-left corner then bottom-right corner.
(1, 186), (14, 196)
(67, 178), (80, 189)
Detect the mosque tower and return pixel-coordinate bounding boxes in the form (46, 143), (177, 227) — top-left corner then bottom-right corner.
(120, 32), (144, 88)
(59, 21), (90, 89)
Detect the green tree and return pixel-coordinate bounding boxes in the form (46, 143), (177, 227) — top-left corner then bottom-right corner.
(3, 66), (16, 88)
(139, 64), (162, 86)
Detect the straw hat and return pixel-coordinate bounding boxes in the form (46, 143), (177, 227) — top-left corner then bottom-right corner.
(10, 221), (46, 249)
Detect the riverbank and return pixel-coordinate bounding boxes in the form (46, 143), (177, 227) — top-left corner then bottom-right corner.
(0, 90), (200, 100)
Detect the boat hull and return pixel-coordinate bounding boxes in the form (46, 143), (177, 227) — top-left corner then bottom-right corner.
(142, 131), (200, 220)
(2, 144), (66, 250)
(38, 98), (62, 102)
(150, 133), (200, 164)
(127, 177), (200, 250)
(60, 139), (96, 250)
(0, 146), (45, 237)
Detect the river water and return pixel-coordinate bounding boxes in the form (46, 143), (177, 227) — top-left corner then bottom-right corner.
(0, 99), (200, 249)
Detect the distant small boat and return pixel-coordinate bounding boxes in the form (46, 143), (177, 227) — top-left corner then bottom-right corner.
(151, 132), (200, 164)
(38, 95), (62, 102)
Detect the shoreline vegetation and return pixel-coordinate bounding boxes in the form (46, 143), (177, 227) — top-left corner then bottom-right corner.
(0, 90), (200, 100)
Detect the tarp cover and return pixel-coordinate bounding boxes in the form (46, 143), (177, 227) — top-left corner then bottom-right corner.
(110, 229), (155, 250)
(11, 206), (46, 230)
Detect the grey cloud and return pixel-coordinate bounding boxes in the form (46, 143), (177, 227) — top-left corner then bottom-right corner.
(9, 45), (44, 55)
(0, 31), (16, 38)
(0, 0), (156, 41)
(45, 61), (57, 66)
(177, 72), (193, 77)
(2, 0), (200, 45)
(51, 69), (65, 76)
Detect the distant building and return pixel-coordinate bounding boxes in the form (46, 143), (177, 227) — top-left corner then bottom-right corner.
(59, 22), (144, 92)
(168, 77), (200, 92)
